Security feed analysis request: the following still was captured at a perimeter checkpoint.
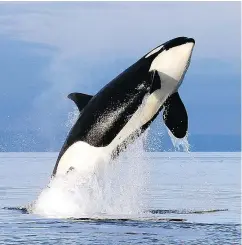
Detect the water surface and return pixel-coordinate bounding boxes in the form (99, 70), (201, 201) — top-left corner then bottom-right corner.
(0, 152), (240, 244)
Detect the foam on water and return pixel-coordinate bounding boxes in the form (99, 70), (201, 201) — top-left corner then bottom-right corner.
(31, 132), (149, 219)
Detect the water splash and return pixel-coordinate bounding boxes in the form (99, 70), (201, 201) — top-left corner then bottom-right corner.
(31, 132), (149, 219)
(65, 106), (79, 129)
(167, 129), (190, 152)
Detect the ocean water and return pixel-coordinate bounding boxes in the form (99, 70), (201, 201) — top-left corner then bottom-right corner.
(0, 151), (240, 244)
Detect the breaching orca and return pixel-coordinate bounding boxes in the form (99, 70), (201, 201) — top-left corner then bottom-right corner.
(52, 36), (195, 176)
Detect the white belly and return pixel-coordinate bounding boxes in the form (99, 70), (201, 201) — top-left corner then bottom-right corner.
(55, 141), (110, 176)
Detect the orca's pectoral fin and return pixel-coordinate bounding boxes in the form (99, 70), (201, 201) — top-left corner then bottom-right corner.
(163, 92), (188, 138)
(68, 92), (93, 112)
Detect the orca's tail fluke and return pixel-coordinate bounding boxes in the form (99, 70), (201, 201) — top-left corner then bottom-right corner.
(163, 92), (188, 138)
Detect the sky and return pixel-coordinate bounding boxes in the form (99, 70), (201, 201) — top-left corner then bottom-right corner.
(0, 2), (240, 151)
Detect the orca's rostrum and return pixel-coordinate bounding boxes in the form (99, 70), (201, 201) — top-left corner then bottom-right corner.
(52, 36), (195, 176)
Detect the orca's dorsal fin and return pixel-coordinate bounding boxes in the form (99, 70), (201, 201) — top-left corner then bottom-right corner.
(163, 92), (188, 138)
(67, 92), (93, 112)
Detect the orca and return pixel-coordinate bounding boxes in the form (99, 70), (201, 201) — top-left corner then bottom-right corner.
(52, 36), (195, 177)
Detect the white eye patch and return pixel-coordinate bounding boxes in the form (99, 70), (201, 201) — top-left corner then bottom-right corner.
(145, 45), (163, 58)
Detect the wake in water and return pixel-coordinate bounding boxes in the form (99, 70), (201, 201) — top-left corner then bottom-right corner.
(4, 206), (229, 224)
(30, 132), (150, 219)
